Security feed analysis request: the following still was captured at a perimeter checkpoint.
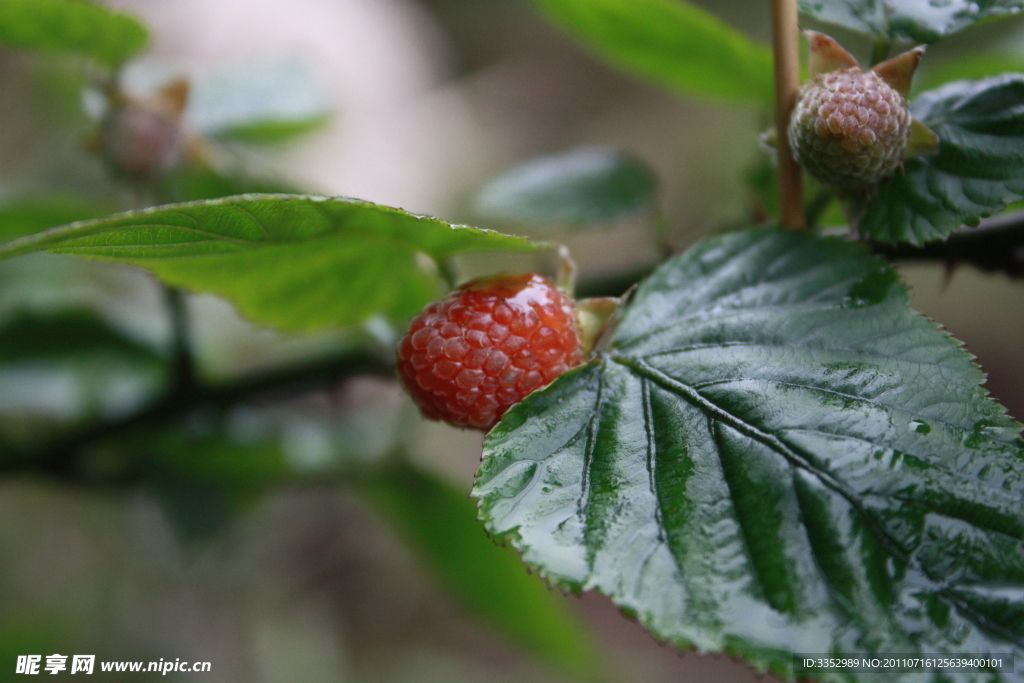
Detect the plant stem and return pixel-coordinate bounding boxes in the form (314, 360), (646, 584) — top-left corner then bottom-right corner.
(163, 285), (195, 394)
(771, 0), (805, 230)
(2, 348), (395, 484)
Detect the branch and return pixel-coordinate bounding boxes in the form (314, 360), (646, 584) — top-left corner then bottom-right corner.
(2, 348), (395, 483)
(871, 210), (1024, 277)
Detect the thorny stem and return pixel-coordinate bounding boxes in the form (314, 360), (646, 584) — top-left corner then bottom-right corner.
(576, 209), (1024, 299)
(1, 348), (395, 485)
(871, 209), (1024, 278)
(771, 0), (805, 230)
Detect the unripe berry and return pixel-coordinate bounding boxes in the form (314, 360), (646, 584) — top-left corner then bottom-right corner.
(98, 79), (189, 183)
(789, 69), (911, 188)
(784, 32), (935, 191)
(397, 274), (585, 431)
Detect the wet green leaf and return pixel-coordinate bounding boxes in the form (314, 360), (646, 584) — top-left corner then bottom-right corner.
(799, 0), (1024, 43)
(0, 194), (542, 332)
(475, 228), (1024, 680)
(532, 0), (773, 104)
(858, 75), (1024, 245)
(475, 148), (657, 228)
(360, 463), (599, 679)
(0, 0), (148, 68)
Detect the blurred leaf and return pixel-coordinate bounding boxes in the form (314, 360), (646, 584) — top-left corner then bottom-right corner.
(0, 308), (164, 425)
(475, 227), (1024, 680)
(0, 194), (543, 333)
(0, 196), (118, 242)
(857, 75), (1024, 244)
(532, 0), (773, 104)
(475, 147), (658, 228)
(0, 308), (161, 367)
(145, 434), (287, 539)
(156, 161), (303, 203)
(0, 0), (148, 68)
(746, 156), (843, 226)
(190, 59), (331, 144)
(359, 462), (599, 679)
(917, 54), (1024, 92)
(798, 0), (1024, 43)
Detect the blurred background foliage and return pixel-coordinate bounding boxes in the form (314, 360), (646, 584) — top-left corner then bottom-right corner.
(0, 0), (1022, 681)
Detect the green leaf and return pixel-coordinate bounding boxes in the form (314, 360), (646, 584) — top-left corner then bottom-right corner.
(0, 196), (119, 243)
(190, 59), (330, 144)
(798, 0), (1024, 42)
(0, 194), (542, 332)
(474, 147), (658, 228)
(531, 0), (773, 104)
(858, 75), (1024, 245)
(475, 228), (1024, 680)
(0, 0), (148, 68)
(359, 463), (599, 679)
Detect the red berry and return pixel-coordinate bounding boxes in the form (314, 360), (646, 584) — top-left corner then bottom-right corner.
(397, 273), (585, 431)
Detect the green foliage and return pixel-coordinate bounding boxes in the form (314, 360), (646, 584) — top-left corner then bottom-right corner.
(155, 163), (304, 203)
(798, 0), (1024, 43)
(190, 59), (331, 145)
(0, 195), (543, 332)
(474, 147), (658, 228)
(358, 462), (599, 679)
(858, 75), (1024, 244)
(531, 0), (773, 104)
(916, 53), (1024, 92)
(475, 228), (1024, 680)
(0, 0), (148, 68)
(143, 434), (288, 539)
(0, 308), (160, 368)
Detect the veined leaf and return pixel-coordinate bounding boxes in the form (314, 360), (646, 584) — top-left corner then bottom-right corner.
(858, 75), (1024, 245)
(0, 194), (542, 332)
(358, 463), (600, 679)
(0, 0), (148, 68)
(531, 0), (773, 104)
(474, 147), (658, 228)
(799, 0), (1024, 43)
(475, 228), (1024, 681)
